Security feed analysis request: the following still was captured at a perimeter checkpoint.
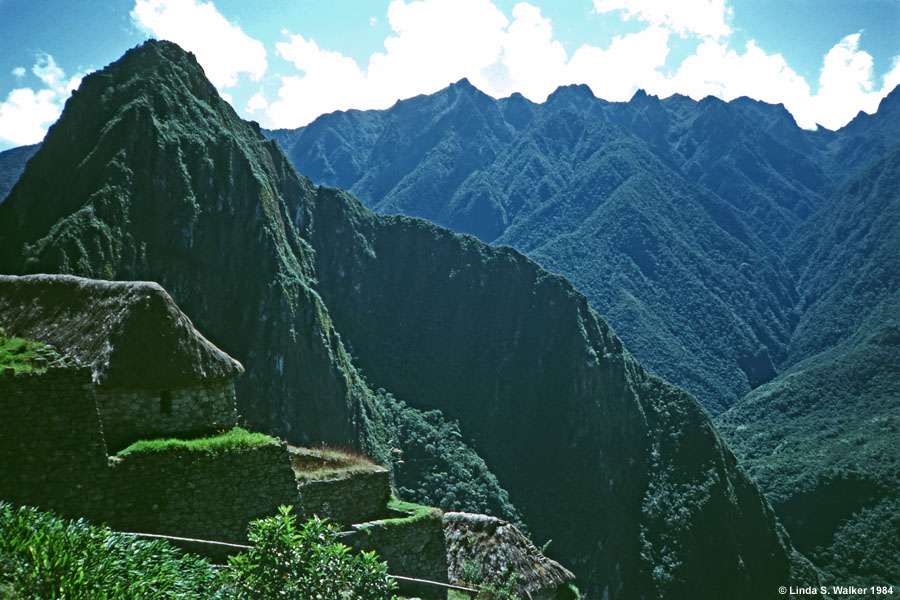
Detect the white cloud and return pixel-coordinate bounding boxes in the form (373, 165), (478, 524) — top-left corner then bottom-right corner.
(883, 57), (900, 97)
(368, 0), (509, 100)
(810, 33), (885, 129)
(593, 0), (731, 39)
(258, 0), (673, 129)
(0, 53), (82, 147)
(32, 54), (82, 95)
(660, 38), (814, 124)
(567, 25), (671, 101)
(0, 88), (61, 146)
(245, 91), (269, 114)
(495, 3), (568, 100)
(658, 32), (900, 130)
(11, 67), (25, 78)
(269, 34), (368, 127)
(255, 0), (898, 134)
(131, 0), (266, 88)
(267, 0), (510, 129)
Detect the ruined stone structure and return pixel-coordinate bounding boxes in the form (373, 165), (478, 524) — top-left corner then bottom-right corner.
(0, 363), (108, 520)
(0, 274), (243, 450)
(0, 274), (300, 544)
(0, 273), (569, 596)
(298, 469), (392, 526)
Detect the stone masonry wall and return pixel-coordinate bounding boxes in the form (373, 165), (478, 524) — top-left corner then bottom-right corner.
(1, 367), (301, 548)
(0, 365), (109, 519)
(341, 508), (449, 599)
(105, 443), (302, 544)
(299, 469), (391, 525)
(96, 379), (238, 451)
(2, 367), (450, 581)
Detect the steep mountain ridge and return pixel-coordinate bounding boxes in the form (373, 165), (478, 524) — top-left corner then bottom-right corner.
(267, 85), (814, 411)
(0, 44), (365, 447)
(0, 40), (801, 599)
(303, 186), (798, 598)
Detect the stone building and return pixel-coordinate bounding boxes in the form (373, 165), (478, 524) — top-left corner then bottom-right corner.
(0, 274), (243, 450)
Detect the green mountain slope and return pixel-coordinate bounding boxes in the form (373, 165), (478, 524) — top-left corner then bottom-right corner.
(485, 110), (796, 412)
(266, 78), (900, 589)
(303, 187), (799, 598)
(789, 143), (900, 364)
(717, 146), (900, 588)
(0, 40), (801, 599)
(717, 296), (900, 588)
(268, 84), (811, 413)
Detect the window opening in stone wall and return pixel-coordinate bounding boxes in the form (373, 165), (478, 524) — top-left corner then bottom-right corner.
(160, 390), (173, 414)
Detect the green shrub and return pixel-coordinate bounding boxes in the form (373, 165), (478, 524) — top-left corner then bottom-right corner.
(0, 502), (221, 599)
(223, 505), (397, 600)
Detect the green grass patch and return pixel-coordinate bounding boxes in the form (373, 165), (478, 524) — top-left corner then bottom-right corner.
(0, 328), (55, 374)
(116, 427), (278, 457)
(357, 496), (441, 532)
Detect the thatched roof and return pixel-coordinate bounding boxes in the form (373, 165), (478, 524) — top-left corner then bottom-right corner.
(0, 274), (243, 388)
(444, 512), (575, 600)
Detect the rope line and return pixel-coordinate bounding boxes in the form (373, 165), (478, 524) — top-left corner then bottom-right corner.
(120, 530), (480, 595)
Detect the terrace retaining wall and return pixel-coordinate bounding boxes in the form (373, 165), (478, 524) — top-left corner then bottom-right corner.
(299, 469), (391, 525)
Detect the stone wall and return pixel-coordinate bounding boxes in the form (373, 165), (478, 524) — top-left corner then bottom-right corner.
(105, 443), (302, 544)
(341, 508), (449, 599)
(1, 366), (300, 548)
(1, 367), (449, 582)
(299, 469), (391, 525)
(0, 365), (109, 519)
(96, 379), (238, 451)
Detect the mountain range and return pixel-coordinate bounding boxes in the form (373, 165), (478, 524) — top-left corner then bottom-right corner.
(262, 80), (900, 589)
(0, 41), (814, 599)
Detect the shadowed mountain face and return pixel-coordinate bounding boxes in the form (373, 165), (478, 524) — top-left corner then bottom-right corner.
(0, 45), (366, 447)
(0, 144), (39, 204)
(0, 41), (799, 599)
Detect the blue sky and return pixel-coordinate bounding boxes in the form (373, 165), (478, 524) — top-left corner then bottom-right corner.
(1, 0), (899, 150)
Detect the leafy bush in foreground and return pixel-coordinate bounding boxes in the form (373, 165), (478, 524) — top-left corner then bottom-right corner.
(223, 505), (397, 600)
(0, 502), (221, 599)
